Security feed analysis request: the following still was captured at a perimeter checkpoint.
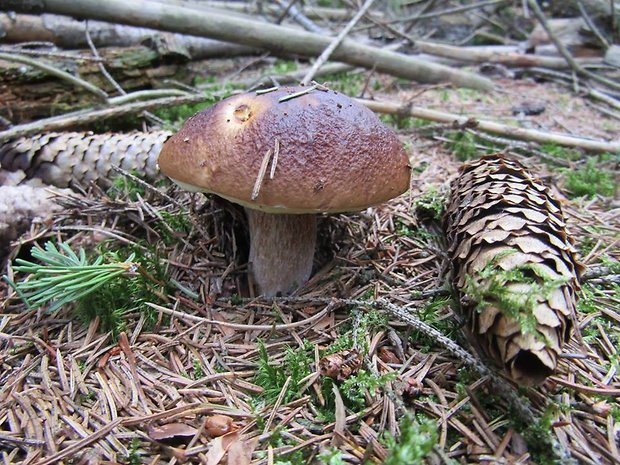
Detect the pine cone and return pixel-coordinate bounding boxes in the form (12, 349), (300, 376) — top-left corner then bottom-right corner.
(0, 131), (171, 188)
(445, 154), (583, 385)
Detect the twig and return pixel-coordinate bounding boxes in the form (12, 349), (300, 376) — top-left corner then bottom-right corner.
(84, 20), (126, 96)
(145, 301), (334, 331)
(0, 51), (108, 101)
(300, 0), (376, 86)
(251, 148), (273, 201)
(0, 93), (206, 143)
(356, 98), (620, 153)
(392, 0), (508, 23)
(5, 0), (494, 91)
(576, 1), (610, 48)
(527, 0), (620, 92)
(278, 85), (319, 102)
(0, 46), (104, 61)
(413, 41), (602, 70)
(262, 376), (292, 434)
(274, 0), (324, 34)
(256, 86), (280, 95)
(108, 89), (191, 105)
(109, 165), (184, 210)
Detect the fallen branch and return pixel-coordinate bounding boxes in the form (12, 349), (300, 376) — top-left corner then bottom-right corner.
(0, 44), (197, 123)
(0, 13), (258, 59)
(0, 93), (204, 143)
(356, 98), (620, 153)
(201, 1), (386, 21)
(4, 0), (494, 91)
(415, 42), (603, 70)
(527, 0), (620, 92)
(0, 51), (108, 101)
(301, 0), (376, 86)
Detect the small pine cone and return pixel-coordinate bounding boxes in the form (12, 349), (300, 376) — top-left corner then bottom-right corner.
(0, 131), (172, 188)
(444, 154), (583, 385)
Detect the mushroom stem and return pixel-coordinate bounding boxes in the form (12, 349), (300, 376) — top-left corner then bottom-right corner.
(245, 209), (317, 297)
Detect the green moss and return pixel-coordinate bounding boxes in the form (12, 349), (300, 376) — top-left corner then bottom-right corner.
(340, 369), (397, 411)
(409, 297), (458, 352)
(563, 157), (616, 198)
(324, 71), (365, 96)
(254, 341), (313, 404)
(153, 82), (240, 126)
(540, 143), (583, 162)
(120, 438), (142, 465)
(513, 405), (557, 465)
(447, 131), (478, 161)
(317, 447), (346, 465)
(157, 211), (193, 245)
(414, 187), (446, 221)
(381, 114), (430, 130)
(272, 59), (298, 74)
(324, 309), (388, 355)
(383, 415), (438, 465)
(464, 250), (567, 340)
(108, 170), (147, 201)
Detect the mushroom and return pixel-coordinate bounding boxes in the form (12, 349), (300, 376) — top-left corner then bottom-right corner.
(158, 86), (410, 296)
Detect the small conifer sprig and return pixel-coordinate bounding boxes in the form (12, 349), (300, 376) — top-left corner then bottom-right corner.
(5, 241), (138, 312)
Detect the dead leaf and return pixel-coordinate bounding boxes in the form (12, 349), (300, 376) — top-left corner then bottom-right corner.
(377, 346), (400, 364)
(205, 414), (236, 437)
(205, 431), (240, 465)
(227, 436), (259, 465)
(147, 422), (198, 445)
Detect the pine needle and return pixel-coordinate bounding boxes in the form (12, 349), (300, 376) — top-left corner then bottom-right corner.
(5, 241), (138, 312)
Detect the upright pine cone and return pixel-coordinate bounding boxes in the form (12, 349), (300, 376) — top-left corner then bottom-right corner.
(445, 154), (583, 385)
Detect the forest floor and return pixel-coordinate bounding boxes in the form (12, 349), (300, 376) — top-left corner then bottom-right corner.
(1, 59), (619, 465)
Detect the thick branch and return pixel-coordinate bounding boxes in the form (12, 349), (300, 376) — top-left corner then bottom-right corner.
(2, 0), (494, 91)
(356, 98), (620, 153)
(0, 13), (258, 59)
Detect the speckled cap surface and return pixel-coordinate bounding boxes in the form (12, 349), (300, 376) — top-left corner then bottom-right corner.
(158, 86), (411, 213)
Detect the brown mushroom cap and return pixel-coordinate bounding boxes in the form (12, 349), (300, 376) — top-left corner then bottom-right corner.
(158, 86), (411, 213)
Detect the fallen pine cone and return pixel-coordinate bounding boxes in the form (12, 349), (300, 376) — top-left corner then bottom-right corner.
(445, 154), (583, 386)
(319, 349), (363, 381)
(0, 131), (171, 188)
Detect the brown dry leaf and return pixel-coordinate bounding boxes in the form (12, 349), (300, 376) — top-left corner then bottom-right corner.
(205, 430), (240, 465)
(205, 414), (236, 437)
(147, 422), (198, 443)
(377, 346), (401, 364)
(227, 436), (260, 465)
(319, 349), (362, 381)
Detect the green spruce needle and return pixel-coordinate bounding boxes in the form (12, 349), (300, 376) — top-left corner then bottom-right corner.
(5, 241), (138, 312)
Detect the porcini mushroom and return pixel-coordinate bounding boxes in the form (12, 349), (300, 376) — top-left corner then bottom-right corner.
(158, 86), (410, 296)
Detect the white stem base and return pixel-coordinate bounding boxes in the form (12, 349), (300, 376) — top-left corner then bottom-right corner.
(245, 209), (317, 297)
